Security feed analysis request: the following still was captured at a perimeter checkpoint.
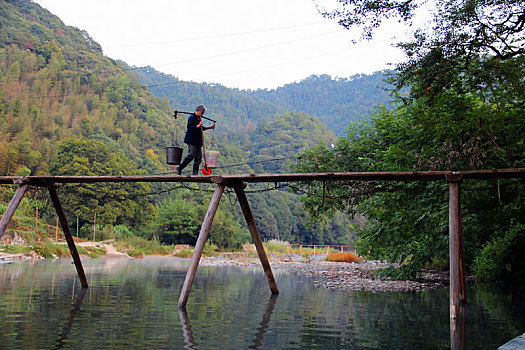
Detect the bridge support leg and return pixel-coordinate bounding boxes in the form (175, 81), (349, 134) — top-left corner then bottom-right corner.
(178, 183), (226, 309)
(48, 184), (88, 288)
(448, 175), (466, 319)
(0, 184), (29, 239)
(233, 183), (279, 295)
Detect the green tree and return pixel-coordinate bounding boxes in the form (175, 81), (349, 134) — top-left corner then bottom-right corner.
(49, 137), (155, 230)
(151, 199), (200, 245)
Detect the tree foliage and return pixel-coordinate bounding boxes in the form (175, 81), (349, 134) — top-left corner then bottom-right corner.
(49, 138), (155, 229)
(297, 0), (525, 281)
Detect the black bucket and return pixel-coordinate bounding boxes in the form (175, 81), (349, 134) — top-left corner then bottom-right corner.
(166, 146), (183, 165)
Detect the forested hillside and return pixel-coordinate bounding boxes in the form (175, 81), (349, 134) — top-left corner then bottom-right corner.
(248, 72), (394, 135)
(132, 66), (283, 139)
(0, 0), (181, 176)
(134, 66), (393, 137)
(0, 0), (356, 247)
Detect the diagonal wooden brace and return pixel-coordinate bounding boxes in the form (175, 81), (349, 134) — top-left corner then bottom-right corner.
(233, 182), (279, 295)
(178, 183), (226, 309)
(48, 184), (88, 288)
(0, 184), (29, 239)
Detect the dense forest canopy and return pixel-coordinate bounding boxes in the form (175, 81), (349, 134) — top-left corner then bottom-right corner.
(295, 0), (525, 282)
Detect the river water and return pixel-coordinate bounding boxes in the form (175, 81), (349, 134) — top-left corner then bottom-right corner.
(0, 257), (524, 349)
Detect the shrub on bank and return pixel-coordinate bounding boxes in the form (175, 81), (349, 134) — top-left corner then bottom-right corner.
(326, 252), (363, 263)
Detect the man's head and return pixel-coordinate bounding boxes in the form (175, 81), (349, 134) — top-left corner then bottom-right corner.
(195, 104), (206, 116)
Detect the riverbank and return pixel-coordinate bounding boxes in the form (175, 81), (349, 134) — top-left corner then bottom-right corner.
(0, 246), (448, 292)
(200, 255), (448, 292)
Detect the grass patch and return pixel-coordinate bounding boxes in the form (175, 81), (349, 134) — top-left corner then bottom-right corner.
(173, 249), (193, 258)
(203, 242), (220, 257)
(0, 245), (32, 254)
(263, 240), (289, 255)
(75, 245), (106, 258)
(30, 241), (72, 258)
(114, 236), (172, 256)
(326, 252), (363, 263)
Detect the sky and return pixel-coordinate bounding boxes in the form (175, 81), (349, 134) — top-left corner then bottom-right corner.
(33, 0), (421, 90)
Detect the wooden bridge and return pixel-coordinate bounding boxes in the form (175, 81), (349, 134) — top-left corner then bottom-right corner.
(1, 168), (524, 324)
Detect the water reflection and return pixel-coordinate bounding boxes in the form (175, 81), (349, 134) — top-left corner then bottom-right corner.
(178, 308), (197, 350)
(55, 287), (87, 349)
(450, 305), (466, 350)
(179, 293), (280, 350)
(1, 258), (525, 349)
(249, 294), (279, 349)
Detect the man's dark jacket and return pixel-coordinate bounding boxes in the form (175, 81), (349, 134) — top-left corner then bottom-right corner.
(184, 113), (203, 147)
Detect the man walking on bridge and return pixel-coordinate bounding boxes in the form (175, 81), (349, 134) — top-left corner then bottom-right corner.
(176, 105), (215, 175)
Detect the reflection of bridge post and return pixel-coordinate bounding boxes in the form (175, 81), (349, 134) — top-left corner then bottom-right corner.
(55, 287), (87, 349)
(178, 293), (279, 350)
(178, 308), (198, 350)
(450, 304), (466, 350)
(250, 294), (279, 349)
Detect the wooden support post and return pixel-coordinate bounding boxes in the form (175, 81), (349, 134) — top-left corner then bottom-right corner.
(178, 184), (226, 309)
(48, 184), (88, 288)
(448, 175), (466, 319)
(0, 184), (29, 239)
(233, 182), (279, 295)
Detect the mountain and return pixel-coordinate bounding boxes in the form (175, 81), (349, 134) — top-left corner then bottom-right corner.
(248, 72), (395, 135)
(134, 67), (394, 137)
(132, 66), (284, 139)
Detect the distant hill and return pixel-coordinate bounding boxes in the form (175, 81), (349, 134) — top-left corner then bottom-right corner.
(248, 72), (395, 135)
(132, 66), (284, 139)
(134, 67), (394, 136)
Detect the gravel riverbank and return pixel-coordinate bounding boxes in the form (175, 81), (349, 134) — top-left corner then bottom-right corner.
(200, 255), (448, 292)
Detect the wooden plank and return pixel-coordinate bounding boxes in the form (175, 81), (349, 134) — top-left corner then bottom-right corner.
(0, 184), (29, 239)
(1, 168), (523, 185)
(48, 185), (88, 288)
(448, 177), (466, 319)
(233, 182), (279, 295)
(178, 183), (226, 309)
